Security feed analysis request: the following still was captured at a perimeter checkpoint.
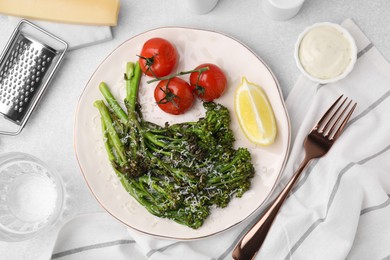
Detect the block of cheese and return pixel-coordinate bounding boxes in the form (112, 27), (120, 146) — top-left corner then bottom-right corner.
(0, 0), (120, 26)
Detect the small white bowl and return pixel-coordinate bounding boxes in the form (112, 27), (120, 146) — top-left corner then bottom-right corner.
(294, 22), (357, 84)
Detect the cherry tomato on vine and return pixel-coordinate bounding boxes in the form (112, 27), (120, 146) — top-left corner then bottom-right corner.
(154, 77), (195, 115)
(189, 63), (227, 102)
(139, 38), (177, 78)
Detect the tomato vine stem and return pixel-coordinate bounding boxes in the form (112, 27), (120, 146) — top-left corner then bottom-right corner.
(147, 67), (209, 84)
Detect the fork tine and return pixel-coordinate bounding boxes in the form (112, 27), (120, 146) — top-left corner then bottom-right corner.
(330, 101), (357, 140)
(314, 95), (343, 130)
(320, 96), (348, 133)
(326, 99), (352, 136)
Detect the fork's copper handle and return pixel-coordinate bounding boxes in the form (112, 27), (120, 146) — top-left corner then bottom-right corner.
(232, 157), (312, 260)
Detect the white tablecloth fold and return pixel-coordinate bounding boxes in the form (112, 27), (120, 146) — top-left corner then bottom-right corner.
(51, 19), (390, 260)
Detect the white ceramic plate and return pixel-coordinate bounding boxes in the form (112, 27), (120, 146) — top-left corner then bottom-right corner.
(74, 27), (291, 240)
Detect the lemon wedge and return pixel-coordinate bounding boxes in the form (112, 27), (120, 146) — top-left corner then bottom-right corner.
(234, 77), (277, 146)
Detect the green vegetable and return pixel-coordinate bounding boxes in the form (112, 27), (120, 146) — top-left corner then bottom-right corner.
(94, 61), (255, 229)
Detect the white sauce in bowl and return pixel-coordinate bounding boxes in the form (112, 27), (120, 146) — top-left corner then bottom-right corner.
(295, 23), (357, 83)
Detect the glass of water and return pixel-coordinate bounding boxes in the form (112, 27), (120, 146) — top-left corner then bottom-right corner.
(0, 152), (64, 242)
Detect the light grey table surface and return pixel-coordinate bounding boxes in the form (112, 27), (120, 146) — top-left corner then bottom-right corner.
(0, 0), (389, 259)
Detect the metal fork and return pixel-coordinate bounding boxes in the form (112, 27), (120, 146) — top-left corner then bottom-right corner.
(232, 95), (357, 260)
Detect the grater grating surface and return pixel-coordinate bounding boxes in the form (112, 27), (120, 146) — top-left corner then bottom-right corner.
(0, 20), (67, 135)
(0, 34), (56, 123)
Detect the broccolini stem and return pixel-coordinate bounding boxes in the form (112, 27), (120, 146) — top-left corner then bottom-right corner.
(99, 82), (128, 122)
(144, 140), (171, 156)
(125, 61), (142, 114)
(143, 131), (167, 147)
(111, 168), (162, 216)
(208, 174), (249, 186)
(94, 100), (127, 165)
(125, 62), (134, 99)
(102, 118), (127, 166)
(100, 117), (116, 163)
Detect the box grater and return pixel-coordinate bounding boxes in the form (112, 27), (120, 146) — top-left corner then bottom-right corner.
(0, 20), (68, 135)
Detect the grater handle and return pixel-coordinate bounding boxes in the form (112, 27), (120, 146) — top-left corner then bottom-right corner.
(18, 20), (69, 52)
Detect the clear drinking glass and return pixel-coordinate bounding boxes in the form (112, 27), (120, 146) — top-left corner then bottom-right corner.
(0, 152), (64, 242)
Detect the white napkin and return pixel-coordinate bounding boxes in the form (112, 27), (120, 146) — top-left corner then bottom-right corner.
(51, 19), (390, 259)
(51, 213), (146, 260)
(8, 17), (113, 50)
